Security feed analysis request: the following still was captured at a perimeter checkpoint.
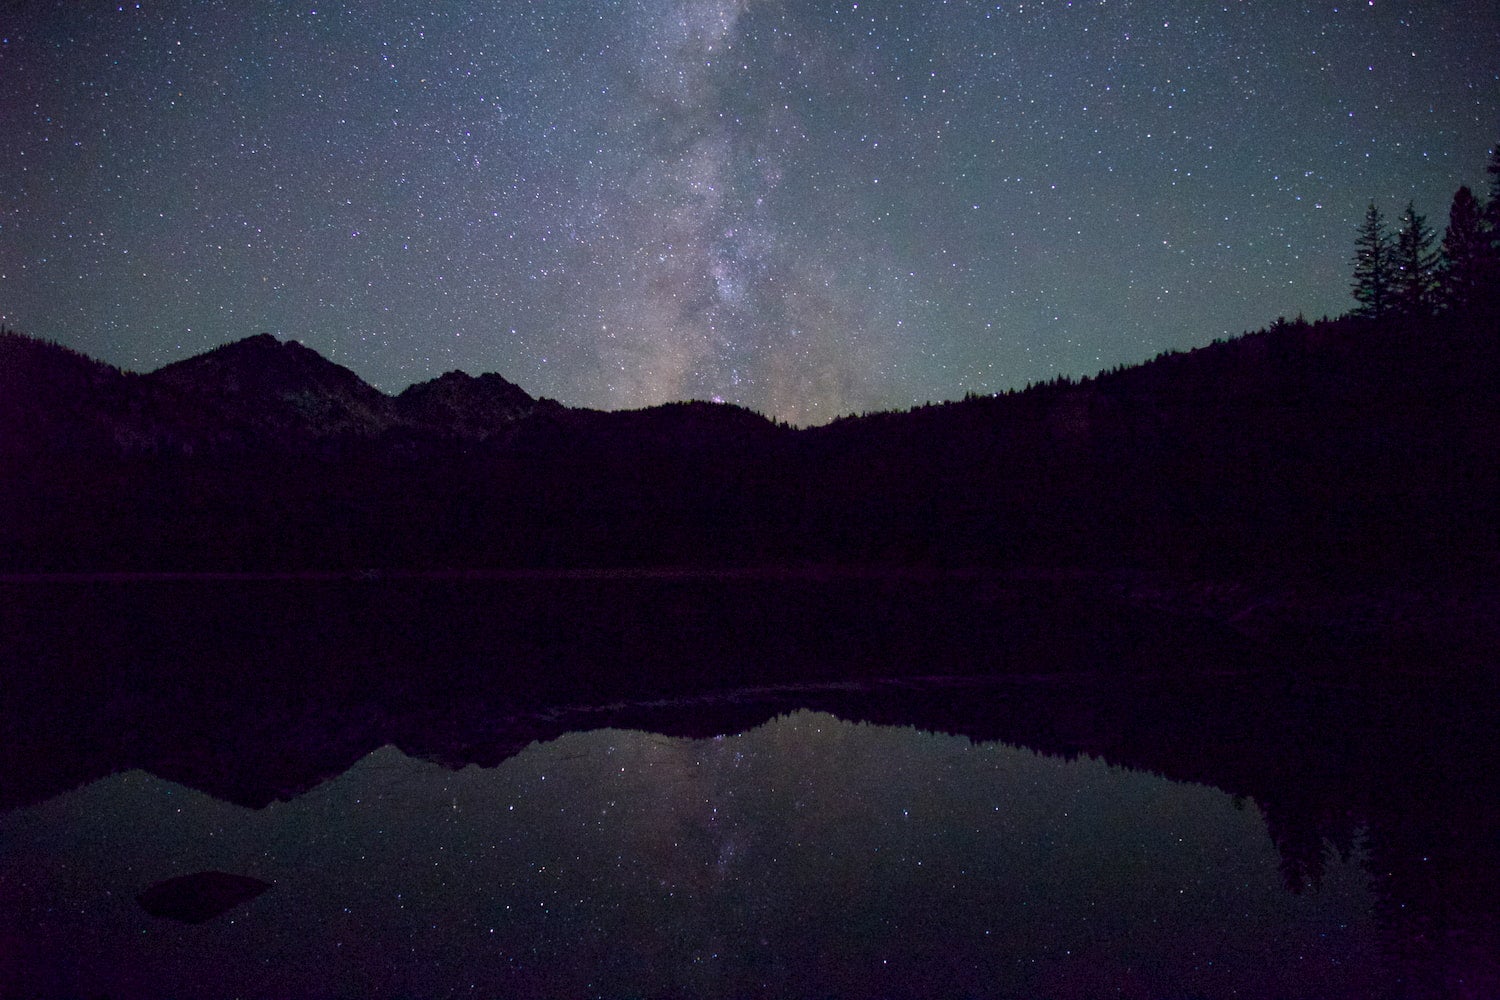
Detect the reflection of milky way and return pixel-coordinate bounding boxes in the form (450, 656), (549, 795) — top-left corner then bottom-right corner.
(0, 712), (1382, 998)
(3, 2), (1496, 423)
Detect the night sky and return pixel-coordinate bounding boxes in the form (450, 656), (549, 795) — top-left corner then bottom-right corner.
(3, 2), (1496, 424)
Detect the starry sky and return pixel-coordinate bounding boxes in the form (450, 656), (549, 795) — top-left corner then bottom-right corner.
(2, 2), (1497, 424)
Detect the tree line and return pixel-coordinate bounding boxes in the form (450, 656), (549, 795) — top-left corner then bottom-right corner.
(1351, 143), (1500, 320)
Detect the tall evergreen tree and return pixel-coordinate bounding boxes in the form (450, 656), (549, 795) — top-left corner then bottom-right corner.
(1486, 142), (1500, 241)
(1438, 185), (1486, 314)
(1484, 143), (1500, 298)
(1391, 201), (1438, 317)
(1350, 202), (1394, 320)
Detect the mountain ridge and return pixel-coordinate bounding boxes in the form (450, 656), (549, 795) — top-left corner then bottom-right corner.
(0, 331), (566, 454)
(148, 332), (404, 439)
(2, 308), (1496, 578)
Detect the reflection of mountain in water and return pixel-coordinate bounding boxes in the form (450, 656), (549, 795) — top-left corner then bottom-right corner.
(1, 713), (1384, 1000)
(2, 575), (1496, 996)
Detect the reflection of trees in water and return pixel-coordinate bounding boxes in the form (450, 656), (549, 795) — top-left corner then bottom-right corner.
(2, 574), (1497, 990)
(1261, 795), (1362, 894)
(556, 669), (1496, 996)
(745, 669), (1498, 994)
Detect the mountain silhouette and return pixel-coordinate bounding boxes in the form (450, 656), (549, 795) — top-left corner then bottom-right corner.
(396, 369), (560, 441)
(5, 315), (1499, 992)
(0, 330), (127, 458)
(148, 333), (403, 440)
(1, 307), (1496, 578)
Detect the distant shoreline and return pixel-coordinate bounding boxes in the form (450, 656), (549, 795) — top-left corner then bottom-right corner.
(0, 565), (1111, 584)
(5, 567), (1494, 669)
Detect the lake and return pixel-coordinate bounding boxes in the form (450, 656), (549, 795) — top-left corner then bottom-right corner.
(4, 708), (1382, 999)
(1, 575), (1496, 997)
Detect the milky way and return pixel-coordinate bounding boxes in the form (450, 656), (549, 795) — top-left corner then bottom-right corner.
(2, 2), (1497, 423)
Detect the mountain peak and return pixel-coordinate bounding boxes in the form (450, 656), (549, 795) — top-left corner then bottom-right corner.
(147, 334), (399, 438)
(195, 332), (324, 367)
(397, 367), (549, 438)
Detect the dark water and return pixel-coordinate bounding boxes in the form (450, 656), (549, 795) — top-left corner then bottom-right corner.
(1, 576), (1497, 998)
(3, 711), (1379, 1000)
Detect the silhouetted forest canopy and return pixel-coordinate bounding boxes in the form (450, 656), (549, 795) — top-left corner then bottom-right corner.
(2, 145), (1498, 578)
(1350, 144), (1500, 322)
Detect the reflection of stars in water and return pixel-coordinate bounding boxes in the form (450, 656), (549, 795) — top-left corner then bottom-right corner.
(0, 711), (1387, 996)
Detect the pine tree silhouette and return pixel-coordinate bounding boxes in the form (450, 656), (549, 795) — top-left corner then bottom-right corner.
(1484, 143), (1500, 305)
(1391, 201), (1438, 318)
(1350, 203), (1394, 320)
(1485, 142), (1500, 242)
(1439, 186), (1486, 314)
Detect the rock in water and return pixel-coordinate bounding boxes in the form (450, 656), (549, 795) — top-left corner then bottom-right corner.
(137, 871), (273, 923)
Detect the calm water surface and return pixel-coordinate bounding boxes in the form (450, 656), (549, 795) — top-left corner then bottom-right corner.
(2, 710), (1380, 999)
